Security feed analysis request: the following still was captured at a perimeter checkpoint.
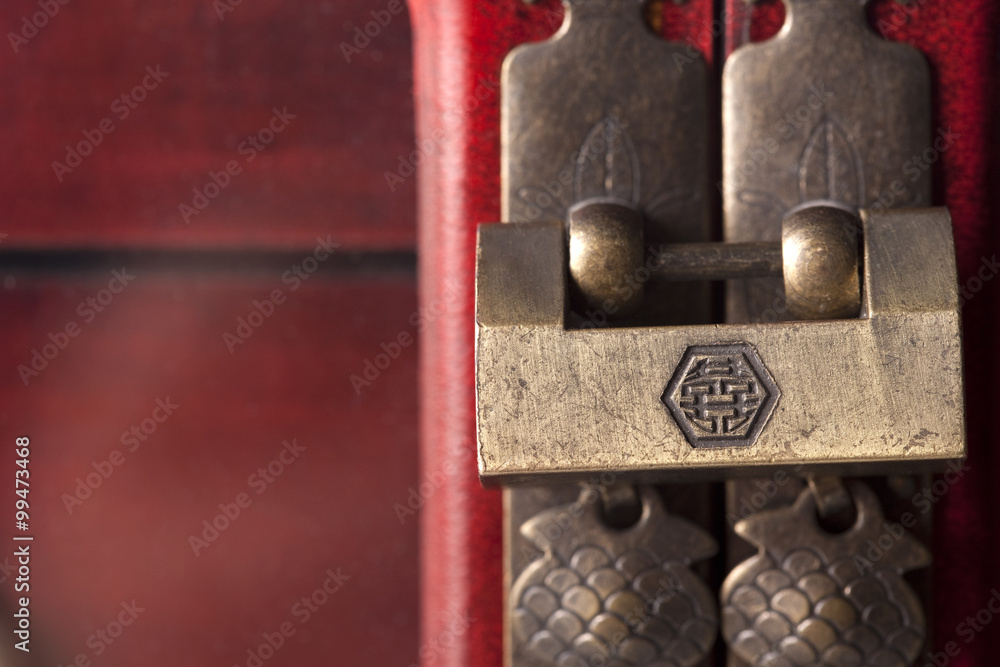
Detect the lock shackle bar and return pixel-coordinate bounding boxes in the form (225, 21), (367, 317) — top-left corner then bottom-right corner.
(650, 241), (783, 281)
(569, 200), (863, 321)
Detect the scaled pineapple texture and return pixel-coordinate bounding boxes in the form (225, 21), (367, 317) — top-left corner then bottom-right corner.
(512, 488), (718, 667)
(722, 483), (930, 667)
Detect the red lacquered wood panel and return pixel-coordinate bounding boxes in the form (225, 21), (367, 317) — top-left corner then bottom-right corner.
(0, 0), (416, 251)
(0, 274), (419, 666)
(409, 2), (714, 665)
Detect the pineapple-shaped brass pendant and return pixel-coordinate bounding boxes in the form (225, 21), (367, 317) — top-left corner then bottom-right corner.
(511, 486), (718, 667)
(722, 481), (930, 667)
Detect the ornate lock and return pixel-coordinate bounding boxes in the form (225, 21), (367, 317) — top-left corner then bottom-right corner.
(476, 0), (966, 665)
(476, 204), (964, 482)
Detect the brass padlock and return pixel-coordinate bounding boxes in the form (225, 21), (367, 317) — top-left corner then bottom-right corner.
(477, 0), (964, 485)
(476, 203), (965, 483)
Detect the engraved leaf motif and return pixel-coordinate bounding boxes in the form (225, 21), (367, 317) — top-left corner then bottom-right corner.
(736, 190), (788, 236)
(574, 116), (640, 204)
(799, 118), (863, 207)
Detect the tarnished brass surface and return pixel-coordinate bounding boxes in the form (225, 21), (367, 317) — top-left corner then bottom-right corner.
(721, 4), (941, 664)
(568, 200), (646, 319)
(500, 3), (715, 665)
(503, 0), (710, 325)
(781, 206), (861, 320)
(651, 242), (783, 281)
(477, 221), (566, 328)
(476, 208), (965, 483)
(722, 0), (931, 324)
(721, 482), (930, 666)
(661, 342), (781, 450)
(806, 475), (854, 520)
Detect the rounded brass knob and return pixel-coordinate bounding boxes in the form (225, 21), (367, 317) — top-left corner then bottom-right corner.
(565, 200), (863, 322)
(781, 205), (861, 320)
(568, 199), (645, 320)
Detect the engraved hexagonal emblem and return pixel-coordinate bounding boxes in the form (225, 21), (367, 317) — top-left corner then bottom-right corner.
(662, 343), (780, 449)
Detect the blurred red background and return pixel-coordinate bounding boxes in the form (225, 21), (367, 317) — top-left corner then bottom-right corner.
(0, 0), (420, 665)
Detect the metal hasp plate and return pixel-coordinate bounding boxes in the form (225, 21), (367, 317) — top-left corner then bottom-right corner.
(503, 0), (710, 325)
(498, 3), (715, 666)
(719, 3), (946, 665)
(723, 0), (933, 322)
(476, 208), (966, 483)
